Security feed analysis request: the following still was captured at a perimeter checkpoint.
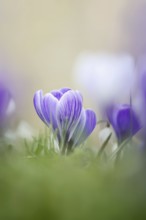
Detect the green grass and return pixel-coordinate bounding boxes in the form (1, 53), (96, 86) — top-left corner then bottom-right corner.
(0, 134), (146, 220)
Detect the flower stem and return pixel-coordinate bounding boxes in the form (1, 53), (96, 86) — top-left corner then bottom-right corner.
(97, 133), (112, 159)
(110, 138), (130, 162)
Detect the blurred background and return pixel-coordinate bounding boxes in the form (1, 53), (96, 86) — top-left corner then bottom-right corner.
(0, 0), (146, 130)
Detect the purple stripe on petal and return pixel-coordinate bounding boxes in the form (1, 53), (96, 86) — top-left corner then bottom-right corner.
(43, 93), (58, 129)
(75, 109), (97, 146)
(33, 90), (46, 123)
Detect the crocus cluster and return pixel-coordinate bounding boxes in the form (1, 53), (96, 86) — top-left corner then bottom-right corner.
(34, 88), (96, 154)
(34, 86), (143, 155)
(73, 52), (145, 149)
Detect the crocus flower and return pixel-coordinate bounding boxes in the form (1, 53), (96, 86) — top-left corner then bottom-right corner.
(106, 104), (141, 144)
(73, 52), (136, 108)
(33, 88), (96, 153)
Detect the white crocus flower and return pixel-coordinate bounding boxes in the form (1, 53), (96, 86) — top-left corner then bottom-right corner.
(73, 52), (136, 107)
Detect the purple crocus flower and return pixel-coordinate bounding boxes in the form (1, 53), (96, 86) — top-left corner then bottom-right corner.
(33, 88), (97, 153)
(107, 104), (141, 144)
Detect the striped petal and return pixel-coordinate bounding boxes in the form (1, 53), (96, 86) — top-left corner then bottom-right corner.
(70, 109), (86, 146)
(33, 90), (47, 123)
(56, 90), (83, 137)
(75, 109), (97, 146)
(43, 93), (58, 129)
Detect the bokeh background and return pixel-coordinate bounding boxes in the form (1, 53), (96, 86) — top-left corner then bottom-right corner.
(0, 0), (146, 129)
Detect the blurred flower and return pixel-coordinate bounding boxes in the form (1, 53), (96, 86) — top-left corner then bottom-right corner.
(107, 104), (141, 144)
(34, 88), (96, 154)
(5, 120), (35, 141)
(140, 62), (146, 104)
(73, 52), (136, 108)
(0, 83), (15, 134)
(134, 58), (146, 126)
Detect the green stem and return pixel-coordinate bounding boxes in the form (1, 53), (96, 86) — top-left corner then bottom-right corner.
(97, 133), (112, 159)
(110, 138), (130, 162)
(97, 120), (109, 126)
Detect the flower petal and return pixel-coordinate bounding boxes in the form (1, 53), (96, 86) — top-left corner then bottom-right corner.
(60, 88), (71, 94)
(56, 90), (83, 137)
(107, 104), (141, 142)
(75, 109), (97, 146)
(43, 93), (58, 129)
(33, 90), (46, 123)
(106, 105), (119, 135)
(70, 109), (86, 146)
(116, 106), (141, 141)
(51, 90), (63, 100)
